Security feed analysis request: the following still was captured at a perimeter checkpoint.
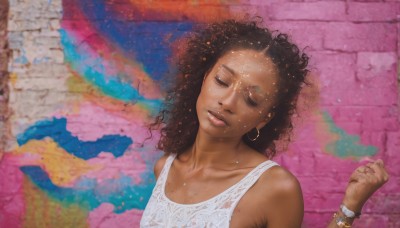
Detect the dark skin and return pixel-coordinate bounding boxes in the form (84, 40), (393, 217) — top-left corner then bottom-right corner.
(153, 49), (389, 227)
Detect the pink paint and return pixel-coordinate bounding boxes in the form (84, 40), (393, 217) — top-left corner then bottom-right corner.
(85, 150), (149, 184)
(0, 154), (25, 228)
(55, 102), (160, 183)
(347, 2), (400, 22)
(56, 102), (154, 143)
(88, 203), (143, 228)
(323, 22), (397, 52)
(269, 2), (347, 21)
(3, 1), (399, 227)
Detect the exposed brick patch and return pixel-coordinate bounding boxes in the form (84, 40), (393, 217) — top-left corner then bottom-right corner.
(0, 0), (10, 153)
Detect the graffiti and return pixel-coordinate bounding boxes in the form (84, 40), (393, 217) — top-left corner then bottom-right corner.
(1, 0), (398, 227)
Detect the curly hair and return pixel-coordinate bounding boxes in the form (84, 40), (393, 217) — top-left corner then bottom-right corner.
(149, 19), (309, 159)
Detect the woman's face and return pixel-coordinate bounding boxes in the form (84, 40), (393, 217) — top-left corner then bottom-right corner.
(196, 49), (279, 139)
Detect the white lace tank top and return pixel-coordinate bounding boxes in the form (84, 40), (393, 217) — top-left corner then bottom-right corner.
(140, 154), (278, 228)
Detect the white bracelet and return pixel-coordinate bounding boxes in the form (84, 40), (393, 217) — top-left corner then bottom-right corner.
(340, 204), (360, 218)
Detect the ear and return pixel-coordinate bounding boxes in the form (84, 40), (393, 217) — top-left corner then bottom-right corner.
(256, 112), (275, 130)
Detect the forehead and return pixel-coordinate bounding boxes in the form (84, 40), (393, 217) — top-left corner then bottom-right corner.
(212, 49), (278, 92)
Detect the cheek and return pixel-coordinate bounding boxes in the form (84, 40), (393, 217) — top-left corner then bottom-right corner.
(236, 109), (267, 129)
(196, 85), (210, 112)
(198, 81), (219, 102)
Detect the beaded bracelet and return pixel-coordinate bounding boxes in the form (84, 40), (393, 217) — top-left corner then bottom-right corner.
(333, 213), (352, 228)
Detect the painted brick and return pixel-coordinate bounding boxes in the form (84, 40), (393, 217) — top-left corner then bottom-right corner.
(323, 106), (400, 141)
(386, 132), (400, 175)
(306, 51), (388, 106)
(303, 212), (336, 228)
(267, 21), (325, 50)
(323, 22), (397, 52)
(353, 214), (389, 228)
(347, 2), (400, 22)
(320, 82), (398, 106)
(308, 51), (357, 87)
(2, 0), (400, 226)
(303, 192), (344, 211)
(269, 2), (347, 21)
(389, 215), (400, 228)
(356, 52), (398, 88)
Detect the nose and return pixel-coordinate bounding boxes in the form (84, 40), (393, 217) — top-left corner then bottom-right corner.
(218, 86), (240, 113)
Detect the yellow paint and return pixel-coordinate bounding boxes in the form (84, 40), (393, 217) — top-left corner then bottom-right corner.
(67, 73), (155, 122)
(14, 138), (102, 186)
(9, 72), (18, 87)
(66, 72), (93, 94)
(23, 177), (89, 228)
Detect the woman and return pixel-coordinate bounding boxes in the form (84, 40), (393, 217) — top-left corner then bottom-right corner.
(141, 20), (389, 227)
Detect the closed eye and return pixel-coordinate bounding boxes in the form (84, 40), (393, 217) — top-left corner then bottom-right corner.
(246, 97), (258, 107)
(215, 76), (228, 87)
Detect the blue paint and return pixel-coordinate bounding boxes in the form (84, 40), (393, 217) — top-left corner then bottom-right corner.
(322, 111), (378, 158)
(78, 0), (193, 80)
(33, 57), (52, 64)
(16, 117), (133, 160)
(20, 166), (155, 212)
(14, 54), (29, 64)
(60, 29), (162, 113)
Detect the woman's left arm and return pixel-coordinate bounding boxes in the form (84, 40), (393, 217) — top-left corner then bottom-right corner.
(327, 159), (389, 227)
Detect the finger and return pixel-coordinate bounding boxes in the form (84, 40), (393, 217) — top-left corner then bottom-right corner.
(364, 164), (376, 174)
(350, 168), (367, 182)
(360, 156), (375, 164)
(368, 161), (386, 175)
(375, 159), (384, 167)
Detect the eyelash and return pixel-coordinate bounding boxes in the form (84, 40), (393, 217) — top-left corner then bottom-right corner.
(215, 76), (228, 87)
(214, 76), (258, 107)
(246, 97), (258, 107)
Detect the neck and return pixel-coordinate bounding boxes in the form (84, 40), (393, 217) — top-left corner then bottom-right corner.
(184, 130), (245, 169)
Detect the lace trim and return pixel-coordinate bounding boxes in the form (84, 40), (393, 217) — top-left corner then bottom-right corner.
(141, 153), (278, 228)
(161, 154), (276, 207)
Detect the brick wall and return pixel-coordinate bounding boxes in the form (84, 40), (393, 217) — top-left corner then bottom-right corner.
(0, 0), (9, 154)
(0, 0), (399, 227)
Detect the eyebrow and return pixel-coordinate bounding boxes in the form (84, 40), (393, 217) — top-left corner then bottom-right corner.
(221, 64), (236, 76)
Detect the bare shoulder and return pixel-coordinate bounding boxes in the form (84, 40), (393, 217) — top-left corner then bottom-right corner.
(231, 162), (304, 227)
(257, 165), (304, 226)
(260, 165), (302, 195)
(154, 154), (170, 180)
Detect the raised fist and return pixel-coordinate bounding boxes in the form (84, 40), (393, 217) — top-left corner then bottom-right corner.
(342, 159), (389, 213)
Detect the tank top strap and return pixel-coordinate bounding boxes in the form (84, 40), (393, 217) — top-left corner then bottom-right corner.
(155, 153), (177, 188)
(226, 160), (279, 217)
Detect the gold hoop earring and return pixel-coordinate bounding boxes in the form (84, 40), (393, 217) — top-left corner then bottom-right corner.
(247, 128), (260, 141)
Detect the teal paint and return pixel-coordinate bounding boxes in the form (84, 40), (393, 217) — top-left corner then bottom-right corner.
(322, 111), (377, 158)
